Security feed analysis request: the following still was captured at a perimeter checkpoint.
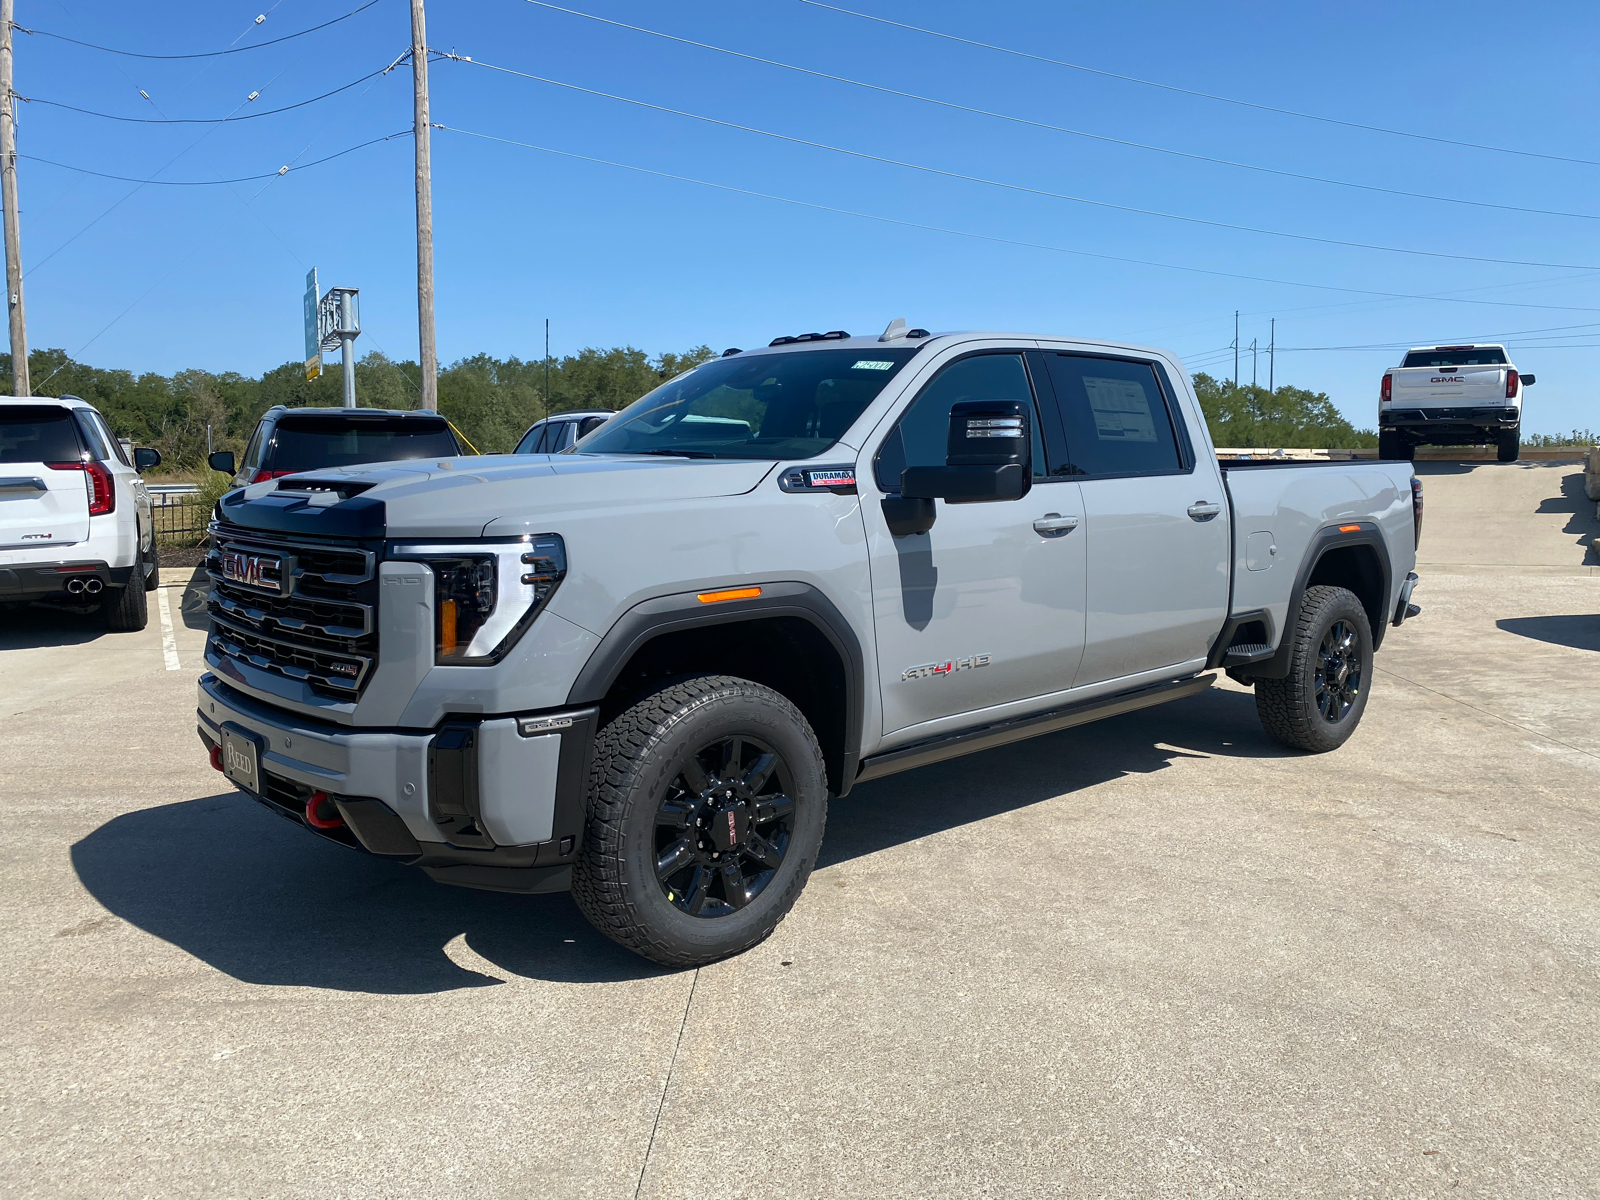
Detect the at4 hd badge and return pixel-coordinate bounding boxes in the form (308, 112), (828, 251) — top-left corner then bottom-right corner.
(902, 654), (992, 681)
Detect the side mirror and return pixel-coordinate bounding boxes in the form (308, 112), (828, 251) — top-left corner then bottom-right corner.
(1520, 373), (1535, 386)
(900, 399), (1032, 503)
(132, 447), (162, 473)
(208, 451), (236, 475)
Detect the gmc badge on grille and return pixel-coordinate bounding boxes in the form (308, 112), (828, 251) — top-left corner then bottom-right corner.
(220, 551), (282, 593)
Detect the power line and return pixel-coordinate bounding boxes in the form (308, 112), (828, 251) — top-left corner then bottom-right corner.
(20, 130), (412, 185)
(453, 55), (1600, 272)
(516, 1), (1600, 223)
(432, 123), (1600, 313)
(12, 0), (386, 60)
(19, 63), (395, 124)
(796, 0), (1600, 170)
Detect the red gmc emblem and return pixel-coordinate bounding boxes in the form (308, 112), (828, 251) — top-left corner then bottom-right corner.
(220, 551), (281, 593)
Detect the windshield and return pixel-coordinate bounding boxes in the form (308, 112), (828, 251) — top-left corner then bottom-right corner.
(267, 416), (460, 471)
(575, 348), (921, 460)
(1402, 348), (1507, 368)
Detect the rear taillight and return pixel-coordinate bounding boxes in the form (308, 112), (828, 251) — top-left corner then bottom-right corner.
(45, 459), (116, 515)
(1410, 477), (1424, 549)
(1380, 374), (1392, 403)
(1505, 369), (1519, 399)
(248, 468), (295, 483)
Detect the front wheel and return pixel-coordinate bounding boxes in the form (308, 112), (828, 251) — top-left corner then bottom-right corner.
(571, 675), (828, 968)
(1254, 585), (1373, 753)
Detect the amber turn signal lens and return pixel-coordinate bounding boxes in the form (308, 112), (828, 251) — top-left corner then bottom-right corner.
(1338, 524), (1361, 533)
(440, 598), (458, 655)
(696, 586), (762, 604)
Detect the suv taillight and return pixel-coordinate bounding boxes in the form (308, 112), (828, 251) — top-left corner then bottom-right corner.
(248, 468), (295, 484)
(1505, 369), (1519, 399)
(1380, 374), (1392, 403)
(1410, 477), (1424, 549)
(46, 459), (116, 515)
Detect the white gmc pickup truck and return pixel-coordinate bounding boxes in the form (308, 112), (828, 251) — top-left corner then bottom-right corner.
(1378, 344), (1534, 462)
(196, 324), (1425, 966)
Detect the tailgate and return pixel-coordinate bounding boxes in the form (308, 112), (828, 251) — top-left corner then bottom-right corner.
(1390, 365), (1505, 406)
(0, 407), (90, 550)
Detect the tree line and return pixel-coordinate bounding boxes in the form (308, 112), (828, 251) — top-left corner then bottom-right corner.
(0, 349), (1380, 470)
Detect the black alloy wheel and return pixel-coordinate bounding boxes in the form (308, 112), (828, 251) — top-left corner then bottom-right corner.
(654, 734), (796, 918)
(1313, 619), (1363, 724)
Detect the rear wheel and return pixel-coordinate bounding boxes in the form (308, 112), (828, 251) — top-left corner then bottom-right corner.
(1377, 430), (1406, 460)
(103, 546), (149, 632)
(1497, 426), (1520, 463)
(1254, 585), (1373, 753)
(572, 675), (828, 968)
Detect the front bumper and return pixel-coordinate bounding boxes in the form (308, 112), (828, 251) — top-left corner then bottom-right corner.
(196, 673), (594, 893)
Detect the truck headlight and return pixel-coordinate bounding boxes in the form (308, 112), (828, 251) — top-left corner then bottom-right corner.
(392, 534), (567, 664)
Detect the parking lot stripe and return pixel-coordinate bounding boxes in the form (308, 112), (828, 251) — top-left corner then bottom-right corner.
(156, 585), (180, 671)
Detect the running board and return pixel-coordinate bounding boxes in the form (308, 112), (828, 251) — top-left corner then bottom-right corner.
(854, 673), (1216, 785)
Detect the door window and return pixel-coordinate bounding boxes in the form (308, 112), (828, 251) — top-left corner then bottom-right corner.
(873, 353), (1048, 491)
(241, 426), (265, 471)
(1042, 354), (1185, 477)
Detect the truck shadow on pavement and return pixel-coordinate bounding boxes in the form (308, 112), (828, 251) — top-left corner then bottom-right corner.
(70, 688), (1290, 992)
(1496, 614), (1600, 653)
(1537, 471), (1600, 565)
(0, 605), (108, 650)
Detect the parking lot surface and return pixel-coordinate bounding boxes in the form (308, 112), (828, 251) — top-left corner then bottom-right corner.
(2, 460), (1597, 1198)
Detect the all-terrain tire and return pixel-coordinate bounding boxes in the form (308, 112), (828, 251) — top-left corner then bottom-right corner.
(1254, 585), (1373, 753)
(571, 675), (828, 968)
(143, 535), (160, 591)
(103, 546), (149, 632)
(1377, 430), (1406, 461)
(1497, 427), (1521, 463)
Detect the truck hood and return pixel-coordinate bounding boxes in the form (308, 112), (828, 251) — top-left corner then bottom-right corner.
(222, 454), (779, 540)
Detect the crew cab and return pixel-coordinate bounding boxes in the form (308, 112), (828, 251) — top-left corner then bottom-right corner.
(194, 323), (1423, 968)
(1379, 344), (1534, 462)
(1, 395), (161, 629)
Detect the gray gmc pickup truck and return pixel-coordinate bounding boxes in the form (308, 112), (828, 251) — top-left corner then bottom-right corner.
(197, 324), (1423, 966)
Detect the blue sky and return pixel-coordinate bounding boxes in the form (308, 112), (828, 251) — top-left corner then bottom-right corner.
(14, 0), (1600, 433)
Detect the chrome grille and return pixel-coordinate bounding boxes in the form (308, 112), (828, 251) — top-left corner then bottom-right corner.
(206, 525), (380, 698)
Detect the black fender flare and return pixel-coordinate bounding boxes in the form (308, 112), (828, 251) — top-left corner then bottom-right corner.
(565, 581), (866, 796)
(1247, 522), (1393, 680)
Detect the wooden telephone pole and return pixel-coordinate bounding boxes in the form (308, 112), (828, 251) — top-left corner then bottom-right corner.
(1, 0), (28, 396)
(409, 0), (437, 410)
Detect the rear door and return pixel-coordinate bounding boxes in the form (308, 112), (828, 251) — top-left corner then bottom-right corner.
(0, 405), (90, 550)
(1035, 352), (1228, 686)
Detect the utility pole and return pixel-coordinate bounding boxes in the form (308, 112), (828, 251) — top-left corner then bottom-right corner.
(543, 317), (550, 422)
(410, 0), (438, 410)
(1251, 338), (1258, 389)
(1232, 310), (1239, 390)
(1, 0), (28, 396)
(334, 288), (361, 407)
(1269, 318), (1275, 394)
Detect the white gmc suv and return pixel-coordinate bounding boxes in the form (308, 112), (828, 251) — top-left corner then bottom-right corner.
(0, 396), (163, 630)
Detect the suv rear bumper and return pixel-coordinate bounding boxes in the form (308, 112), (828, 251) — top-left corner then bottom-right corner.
(196, 673), (593, 893)
(0, 559), (135, 601)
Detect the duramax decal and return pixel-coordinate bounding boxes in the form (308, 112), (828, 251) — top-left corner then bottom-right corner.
(903, 654), (992, 681)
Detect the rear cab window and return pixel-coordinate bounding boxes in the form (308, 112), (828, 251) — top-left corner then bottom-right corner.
(265, 415), (461, 471)
(1401, 348), (1507, 368)
(0, 405), (83, 464)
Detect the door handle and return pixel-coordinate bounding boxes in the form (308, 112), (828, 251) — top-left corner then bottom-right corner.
(1033, 513), (1080, 536)
(1187, 501), (1222, 521)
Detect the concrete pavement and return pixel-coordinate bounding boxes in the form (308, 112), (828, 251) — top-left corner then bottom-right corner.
(1, 463), (1596, 1198)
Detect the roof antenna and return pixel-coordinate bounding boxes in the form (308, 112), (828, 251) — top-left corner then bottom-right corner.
(878, 318), (907, 342)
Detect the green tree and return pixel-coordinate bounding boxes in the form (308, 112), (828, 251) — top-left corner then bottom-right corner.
(1192, 372), (1377, 449)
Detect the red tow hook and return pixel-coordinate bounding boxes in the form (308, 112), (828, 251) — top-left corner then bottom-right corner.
(305, 790), (345, 830)
(209, 744), (224, 772)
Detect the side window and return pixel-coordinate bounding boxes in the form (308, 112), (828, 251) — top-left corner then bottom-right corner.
(1043, 354), (1183, 477)
(554, 422), (576, 452)
(241, 425), (265, 470)
(73, 411), (112, 462)
(515, 424), (545, 454)
(90, 412), (131, 465)
(873, 354), (1047, 492)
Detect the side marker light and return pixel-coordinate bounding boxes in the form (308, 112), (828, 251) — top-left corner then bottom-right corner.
(1338, 524), (1361, 533)
(697, 587), (762, 604)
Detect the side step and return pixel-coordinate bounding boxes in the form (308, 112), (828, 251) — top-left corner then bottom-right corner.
(1221, 642), (1274, 666)
(854, 673), (1215, 785)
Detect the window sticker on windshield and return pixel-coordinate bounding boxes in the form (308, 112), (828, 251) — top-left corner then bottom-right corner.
(1083, 376), (1158, 442)
(852, 360), (894, 371)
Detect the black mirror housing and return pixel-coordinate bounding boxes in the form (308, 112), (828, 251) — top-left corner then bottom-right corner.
(1520, 373), (1535, 386)
(208, 451), (236, 475)
(132, 447), (162, 473)
(899, 399), (1032, 503)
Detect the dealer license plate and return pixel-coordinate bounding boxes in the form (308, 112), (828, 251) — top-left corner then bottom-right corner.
(220, 724), (263, 793)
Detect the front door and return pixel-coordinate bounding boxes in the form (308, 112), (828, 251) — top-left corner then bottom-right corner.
(1034, 351), (1229, 685)
(864, 351), (1088, 739)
